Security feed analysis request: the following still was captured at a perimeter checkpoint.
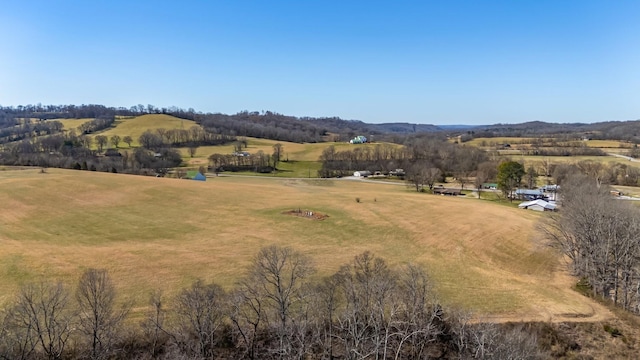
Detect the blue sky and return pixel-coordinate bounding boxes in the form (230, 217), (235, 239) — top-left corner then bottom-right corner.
(1, 1), (639, 125)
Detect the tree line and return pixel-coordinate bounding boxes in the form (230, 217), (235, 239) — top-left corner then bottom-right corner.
(137, 127), (235, 150)
(318, 138), (489, 189)
(458, 121), (640, 144)
(0, 130), (182, 175)
(0, 247), (545, 360)
(77, 116), (116, 135)
(542, 174), (640, 313)
(0, 104), (396, 146)
(0, 120), (64, 144)
(546, 161), (640, 188)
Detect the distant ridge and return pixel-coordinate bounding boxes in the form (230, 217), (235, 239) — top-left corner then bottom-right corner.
(436, 124), (483, 130)
(368, 122), (441, 133)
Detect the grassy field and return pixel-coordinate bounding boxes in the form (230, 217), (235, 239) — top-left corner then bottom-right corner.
(47, 114), (399, 175)
(179, 138), (402, 175)
(92, 114), (201, 147)
(48, 118), (94, 131)
(0, 168), (610, 321)
(497, 153), (640, 171)
(466, 136), (633, 150)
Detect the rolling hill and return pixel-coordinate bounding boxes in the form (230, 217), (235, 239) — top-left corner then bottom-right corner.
(0, 167), (610, 322)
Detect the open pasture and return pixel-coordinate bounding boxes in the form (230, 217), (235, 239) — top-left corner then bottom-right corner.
(467, 136), (633, 151)
(47, 118), (94, 131)
(179, 137), (402, 174)
(49, 114), (400, 173)
(91, 114), (201, 147)
(498, 153), (640, 170)
(462, 137), (539, 147)
(0, 168), (610, 321)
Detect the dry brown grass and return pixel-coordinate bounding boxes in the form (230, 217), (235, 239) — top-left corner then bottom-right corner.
(0, 168), (611, 322)
(92, 114), (200, 146)
(49, 118), (94, 131)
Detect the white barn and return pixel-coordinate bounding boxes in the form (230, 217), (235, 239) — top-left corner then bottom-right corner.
(518, 199), (557, 212)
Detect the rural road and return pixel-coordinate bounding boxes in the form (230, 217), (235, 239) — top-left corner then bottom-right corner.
(608, 153), (640, 162)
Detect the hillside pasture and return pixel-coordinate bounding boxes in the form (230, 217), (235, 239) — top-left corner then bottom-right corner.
(47, 118), (94, 132)
(0, 168), (610, 322)
(179, 138), (403, 175)
(92, 114), (201, 147)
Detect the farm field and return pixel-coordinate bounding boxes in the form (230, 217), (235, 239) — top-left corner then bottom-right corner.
(91, 114), (201, 147)
(49, 114), (401, 175)
(178, 137), (402, 174)
(0, 168), (611, 322)
(497, 153), (640, 171)
(50, 115), (639, 180)
(465, 136), (633, 150)
(47, 118), (94, 131)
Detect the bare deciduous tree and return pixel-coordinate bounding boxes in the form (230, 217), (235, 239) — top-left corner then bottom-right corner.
(406, 163), (441, 192)
(229, 283), (266, 360)
(122, 135), (133, 148)
(272, 143), (283, 169)
(141, 291), (170, 358)
(76, 268), (128, 360)
(335, 251), (397, 359)
(109, 135), (121, 148)
(94, 135), (108, 153)
(174, 279), (226, 359)
(542, 173), (640, 312)
(18, 282), (73, 360)
(249, 245), (314, 358)
(188, 145), (198, 158)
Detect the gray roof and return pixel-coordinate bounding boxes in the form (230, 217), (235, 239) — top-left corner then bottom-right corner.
(518, 200), (556, 210)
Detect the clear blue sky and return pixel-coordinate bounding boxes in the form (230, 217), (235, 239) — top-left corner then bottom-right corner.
(1, 1), (639, 125)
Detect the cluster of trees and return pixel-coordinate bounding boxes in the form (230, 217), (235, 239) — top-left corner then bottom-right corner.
(137, 127), (235, 150)
(0, 104), (124, 120)
(318, 143), (407, 178)
(520, 147), (605, 157)
(454, 120), (640, 144)
(77, 116), (115, 135)
(317, 138), (490, 192)
(0, 120), (64, 144)
(542, 174), (640, 313)
(208, 152), (274, 173)
(208, 144), (284, 173)
(195, 111), (326, 144)
(0, 130), (182, 175)
(0, 247), (545, 360)
(547, 161), (640, 188)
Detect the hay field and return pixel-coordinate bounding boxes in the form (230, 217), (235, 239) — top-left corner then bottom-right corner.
(0, 168), (610, 321)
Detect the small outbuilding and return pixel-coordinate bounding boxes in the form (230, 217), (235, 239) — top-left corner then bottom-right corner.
(432, 188), (461, 196)
(353, 170), (372, 177)
(515, 189), (545, 200)
(482, 183), (498, 190)
(518, 200), (556, 212)
(541, 184), (560, 192)
(186, 170), (207, 181)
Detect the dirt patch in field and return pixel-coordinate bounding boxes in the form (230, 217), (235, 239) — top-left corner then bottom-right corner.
(282, 209), (329, 220)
